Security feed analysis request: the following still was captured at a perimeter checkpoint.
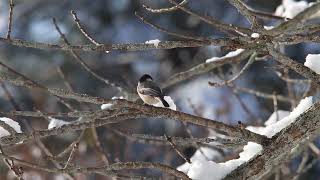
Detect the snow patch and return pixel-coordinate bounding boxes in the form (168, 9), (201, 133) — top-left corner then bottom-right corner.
(275, 0), (320, 19)
(206, 49), (244, 63)
(264, 26), (274, 30)
(101, 96), (124, 110)
(264, 110), (290, 126)
(177, 96), (313, 179)
(247, 96), (313, 138)
(0, 117), (22, 138)
(304, 54), (320, 74)
(251, 33), (260, 38)
(177, 146), (222, 173)
(185, 142), (262, 180)
(48, 118), (70, 129)
(145, 39), (161, 48)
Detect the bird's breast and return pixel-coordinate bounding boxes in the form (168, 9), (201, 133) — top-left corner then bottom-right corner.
(138, 93), (159, 105)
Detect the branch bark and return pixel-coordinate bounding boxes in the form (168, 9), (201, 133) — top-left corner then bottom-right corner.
(225, 102), (320, 180)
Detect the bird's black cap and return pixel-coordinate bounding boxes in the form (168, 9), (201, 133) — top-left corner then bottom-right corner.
(139, 74), (153, 82)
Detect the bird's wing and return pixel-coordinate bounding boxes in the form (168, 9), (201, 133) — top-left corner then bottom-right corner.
(138, 81), (163, 97)
(138, 87), (162, 97)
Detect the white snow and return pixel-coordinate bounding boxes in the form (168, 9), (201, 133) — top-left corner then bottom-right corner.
(177, 146), (222, 173)
(0, 117), (22, 138)
(145, 39), (161, 48)
(274, 0), (319, 19)
(304, 54), (320, 74)
(177, 96), (313, 179)
(153, 96), (177, 110)
(185, 142), (262, 180)
(206, 49), (244, 63)
(247, 96), (313, 138)
(48, 118), (70, 129)
(101, 96), (124, 110)
(264, 26), (274, 30)
(251, 33), (260, 38)
(101, 103), (113, 110)
(264, 110), (290, 126)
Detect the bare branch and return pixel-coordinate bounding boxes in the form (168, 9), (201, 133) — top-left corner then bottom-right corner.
(248, 10), (286, 21)
(275, 71), (312, 84)
(133, 134), (246, 147)
(52, 18), (127, 93)
(228, 84), (291, 103)
(135, 12), (208, 41)
(0, 104), (269, 146)
(142, 0), (188, 13)
(168, 0), (252, 36)
(227, 0), (262, 29)
(225, 101), (320, 180)
(0, 60), (74, 110)
(63, 142), (79, 169)
(0, 152), (186, 179)
(0, 121), (17, 135)
(0, 37), (232, 52)
(6, 0), (14, 39)
(163, 49), (254, 89)
(70, 10), (101, 46)
(165, 134), (191, 163)
(268, 46), (320, 87)
(209, 52), (256, 87)
(270, 2), (320, 35)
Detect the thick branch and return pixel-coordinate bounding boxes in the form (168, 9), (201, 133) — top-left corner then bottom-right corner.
(270, 2), (320, 34)
(0, 103), (268, 146)
(268, 47), (320, 87)
(225, 102), (320, 180)
(0, 37), (233, 52)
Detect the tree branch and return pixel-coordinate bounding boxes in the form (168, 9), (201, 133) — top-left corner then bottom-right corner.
(225, 102), (320, 180)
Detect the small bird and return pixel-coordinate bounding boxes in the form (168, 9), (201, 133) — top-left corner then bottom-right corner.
(137, 74), (169, 107)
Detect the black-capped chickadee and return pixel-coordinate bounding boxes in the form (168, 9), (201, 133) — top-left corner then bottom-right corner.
(137, 74), (169, 107)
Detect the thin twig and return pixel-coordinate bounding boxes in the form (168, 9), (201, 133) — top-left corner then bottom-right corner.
(63, 142), (79, 169)
(284, 68), (297, 109)
(142, 0), (188, 13)
(273, 92), (279, 122)
(0, 145), (24, 179)
(91, 127), (110, 165)
(228, 84), (291, 103)
(268, 46), (320, 88)
(292, 151), (309, 180)
(167, 0), (252, 36)
(135, 12), (208, 41)
(163, 49), (254, 89)
(165, 134), (191, 163)
(56, 67), (73, 91)
(275, 71), (311, 84)
(209, 52), (256, 87)
(0, 60), (74, 111)
(6, 0), (14, 39)
(53, 17), (128, 94)
(70, 10), (101, 46)
(226, 0), (262, 30)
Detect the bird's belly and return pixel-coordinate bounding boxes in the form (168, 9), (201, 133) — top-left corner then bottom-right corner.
(138, 94), (159, 105)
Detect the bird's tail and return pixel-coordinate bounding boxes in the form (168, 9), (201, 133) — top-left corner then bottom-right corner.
(159, 97), (170, 107)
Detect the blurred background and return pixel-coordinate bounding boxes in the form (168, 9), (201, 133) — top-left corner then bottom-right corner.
(0, 0), (319, 179)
